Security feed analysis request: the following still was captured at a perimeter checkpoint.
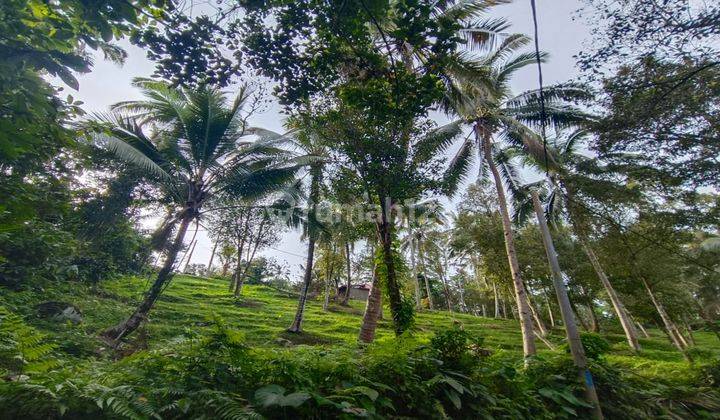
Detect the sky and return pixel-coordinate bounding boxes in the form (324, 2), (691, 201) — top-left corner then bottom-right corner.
(64, 0), (592, 280)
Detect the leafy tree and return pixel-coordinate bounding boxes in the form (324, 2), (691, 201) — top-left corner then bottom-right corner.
(239, 0), (481, 335)
(207, 199), (282, 296)
(92, 79), (300, 342)
(591, 57), (720, 199)
(578, 0), (719, 73)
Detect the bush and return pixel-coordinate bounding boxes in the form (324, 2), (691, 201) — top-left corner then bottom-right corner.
(1, 317), (719, 419)
(561, 332), (610, 361)
(430, 323), (485, 370)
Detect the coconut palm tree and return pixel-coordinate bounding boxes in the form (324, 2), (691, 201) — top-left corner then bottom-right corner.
(92, 79), (301, 343)
(253, 118), (331, 333)
(400, 200), (446, 309)
(515, 129), (642, 351)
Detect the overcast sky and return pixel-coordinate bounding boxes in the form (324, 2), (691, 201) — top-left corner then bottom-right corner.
(65, 0), (592, 279)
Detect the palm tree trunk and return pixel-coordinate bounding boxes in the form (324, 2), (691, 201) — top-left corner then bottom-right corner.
(359, 261), (383, 343)
(683, 321), (696, 346)
(410, 235), (421, 309)
(457, 275), (467, 313)
(636, 320), (650, 338)
(206, 240), (218, 276)
(288, 165), (322, 333)
(578, 285), (600, 333)
(102, 212), (193, 343)
(232, 211), (252, 293)
(527, 293), (549, 337)
(323, 244), (334, 311)
(493, 280), (500, 318)
(376, 205), (405, 335)
(578, 238), (640, 352)
(480, 129), (536, 359)
(341, 242), (352, 305)
(419, 241), (433, 310)
(288, 236), (316, 333)
(438, 260), (453, 313)
(544, 292), (556, 327)
(641, 278), (688, 351)
(532, 191), (602, 417)
(178, 219), (199, 269)
(182, 239), (197, 273)
(569, 299), (590, 331)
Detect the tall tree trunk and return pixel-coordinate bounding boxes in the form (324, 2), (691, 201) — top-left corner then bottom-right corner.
(570, 298), (590, 331)
(359, 262), (383, 343)
(419, 241), (433, 310)
(544, 291), (556, 327)
(206, 240), (218, 276)
(102, 212), (193, 343)
(376, 205), (405, 336)
(235, 218), (268, 297)
(493, 280), (500, 318)
(438, 257), (453, 313)
(636, 320), (650, 338)
(641, 278), (688, 351)
(288, 165), (322, 333)
(532, 191), (602, 417)
(323, 244), (334, 311)
(579, 285), (600, 333)
(341, 242), (352, 305)
(683, 321), (696, 346)
(182, 239), (197, 273)
(527, 293), (549, 337)
(480, 128), (536, 359)
(288, 237), (316, 333)
(457, 275), (467, 313)
(410, 235), (422, 309)
(579, 238), (640, 351)
(178, 220), (199, 271)
(232, 211), (252, 294)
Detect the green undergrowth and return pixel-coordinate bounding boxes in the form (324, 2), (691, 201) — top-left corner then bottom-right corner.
(1, 275), (719, 418)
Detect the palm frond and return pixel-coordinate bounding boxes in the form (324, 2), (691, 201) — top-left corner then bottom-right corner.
(481, 33), (531, 66)
(441, 135), (475, 197)
(93, 133), (174, 183)
(492, 145), (526, 209)
(508, 103), (593, 131)
(458, 17), (511, 51)
(413, 119), (466, 164)
(438, 0), (511, 21)
(498, 117), (560, 171)
(506, 83), (593, 109)
(495, 51), (547, 84)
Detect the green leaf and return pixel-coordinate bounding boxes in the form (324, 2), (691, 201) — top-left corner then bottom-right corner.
(445, 389), (462, 409)
(254, 384), (285, 407)
(280, 392), (311, 408)
(443, 377), (465, 394)
(352, 386), (379, 401)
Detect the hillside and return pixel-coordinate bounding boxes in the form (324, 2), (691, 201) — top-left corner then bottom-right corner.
(2, 275), (718, 380)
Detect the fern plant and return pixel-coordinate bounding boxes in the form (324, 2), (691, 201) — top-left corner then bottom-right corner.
(0, 306), (57, 376)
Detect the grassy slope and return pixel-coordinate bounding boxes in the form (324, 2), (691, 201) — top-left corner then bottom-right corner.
(1, 274), (718, 382)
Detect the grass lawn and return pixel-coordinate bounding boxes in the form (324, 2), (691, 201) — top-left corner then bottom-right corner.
(1, 274), (718, 380)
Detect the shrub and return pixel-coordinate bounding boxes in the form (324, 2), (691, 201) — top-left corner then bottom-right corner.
(429, 323), (485, 371)
(561, 332), (610, 360)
